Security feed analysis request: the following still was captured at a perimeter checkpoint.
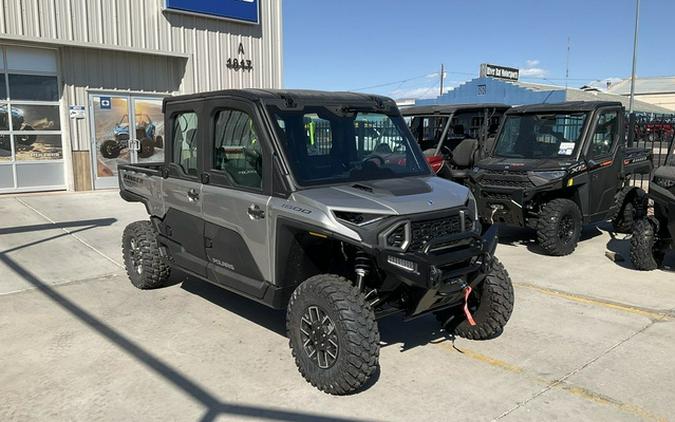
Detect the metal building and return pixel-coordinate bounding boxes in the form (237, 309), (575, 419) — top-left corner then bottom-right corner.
(0, 0), (283, 193)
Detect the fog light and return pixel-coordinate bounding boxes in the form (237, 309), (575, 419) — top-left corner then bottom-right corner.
(387, 256), (417, 272)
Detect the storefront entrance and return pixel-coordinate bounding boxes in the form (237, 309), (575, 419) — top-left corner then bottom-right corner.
(0, 45), (65, 193)
(89, 94), (165, 189)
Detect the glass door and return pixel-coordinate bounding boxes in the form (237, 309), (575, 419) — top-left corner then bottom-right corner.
(89, 94), (165, 189)
(131, 97), (165, 165)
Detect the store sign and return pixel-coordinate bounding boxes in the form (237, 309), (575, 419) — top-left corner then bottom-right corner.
(69, 105), (86, 119)
(100, 97), (112, 110)
(480, 63), (519, 81)
(164, 0), (259, 24)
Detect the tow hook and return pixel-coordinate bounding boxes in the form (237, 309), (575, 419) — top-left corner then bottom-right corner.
(489, 204), (503, 224)
(463, 285), (477, 326)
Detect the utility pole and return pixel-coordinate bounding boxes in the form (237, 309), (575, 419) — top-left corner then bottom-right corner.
(439, 64), (444, 96)
(565, 37), (570, 89)
(629, 0), (640, 114)
(628, 0), (640, 146)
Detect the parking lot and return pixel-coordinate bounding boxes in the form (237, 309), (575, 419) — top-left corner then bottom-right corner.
(1, 190), (674, 421)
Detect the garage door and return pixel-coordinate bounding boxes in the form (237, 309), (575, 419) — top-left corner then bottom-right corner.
(0, 46), (64, 193)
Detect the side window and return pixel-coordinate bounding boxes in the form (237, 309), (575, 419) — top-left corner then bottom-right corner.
(589, 111), (619, 157)
(172, 112), (199, 175)
(213, 109), (263, 189)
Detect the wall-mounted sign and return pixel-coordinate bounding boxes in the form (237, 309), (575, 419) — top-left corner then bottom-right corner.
(69, 105), (86, 119)
(480, 63), (519, 81)
(164, 0), (259, 24)
(227, 43), (253, 71)
(99, 97), (112, 110)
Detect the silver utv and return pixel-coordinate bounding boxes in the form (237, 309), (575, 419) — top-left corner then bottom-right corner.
(118, 89), (514, 395)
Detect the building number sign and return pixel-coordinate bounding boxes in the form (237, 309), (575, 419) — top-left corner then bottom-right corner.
(227, 43), (253, 71)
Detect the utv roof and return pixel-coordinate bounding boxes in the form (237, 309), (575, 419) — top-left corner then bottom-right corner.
(164, 89), (397, 109)
(400, 103), (510, 116)
(507, 101), (623, 114)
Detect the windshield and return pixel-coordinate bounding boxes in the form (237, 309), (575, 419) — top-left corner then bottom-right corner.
(409, 116), (448, 151)
(494, 112), (588, 159)
(270, 107), (430, 186)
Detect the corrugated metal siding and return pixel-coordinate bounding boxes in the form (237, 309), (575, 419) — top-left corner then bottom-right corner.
(1, 0), (283, 90)
(0, 0), (282, 163)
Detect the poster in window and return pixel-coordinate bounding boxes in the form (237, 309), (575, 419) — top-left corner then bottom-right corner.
(14, 134), (63, 160)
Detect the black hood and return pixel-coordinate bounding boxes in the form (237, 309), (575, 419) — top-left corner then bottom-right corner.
(477, 156), (580, 172)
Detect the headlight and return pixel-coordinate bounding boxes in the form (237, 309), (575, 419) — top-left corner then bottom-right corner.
(333, 211), (386, 226)
(466, 190), (479, 221)
(379, 221), (410, 251)
(528, 170), (566, 186)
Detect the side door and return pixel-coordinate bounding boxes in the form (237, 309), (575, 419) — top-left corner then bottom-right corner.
(584, 107), (623, 219)
(161, 103), (208, 276)
(200, 99), (272, 299)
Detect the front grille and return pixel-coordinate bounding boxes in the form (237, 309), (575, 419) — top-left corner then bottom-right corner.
(480, 169), (532, 189)
(482, 191), (512, 200)
(481, 177), (532, 188)
(408, 214), (473, 253)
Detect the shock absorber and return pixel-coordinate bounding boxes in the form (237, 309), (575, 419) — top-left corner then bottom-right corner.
(354, 250), (372, 291)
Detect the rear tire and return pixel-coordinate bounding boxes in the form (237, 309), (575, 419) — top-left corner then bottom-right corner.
(536, 198), (582, 256)
(122, 221), (171, 289)
(630, 219), (664, 271)
(139, 138), (155, 159)
(435, 258), (514, 340)
(286, 274), (379, 395)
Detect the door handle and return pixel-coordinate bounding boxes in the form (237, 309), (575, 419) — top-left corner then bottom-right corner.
(247, 204), (265, 220)
(187, 188), (200, 202)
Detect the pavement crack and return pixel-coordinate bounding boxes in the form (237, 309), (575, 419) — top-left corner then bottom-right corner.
(14, 197), (124, 270)
(493, 320), (656, 420)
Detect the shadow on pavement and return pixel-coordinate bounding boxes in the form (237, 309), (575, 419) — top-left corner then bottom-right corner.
(0, 218), (117, 235)
(0, 221), (368, 422)
(496, 223), (604, 256)
(378, 314), (453, 352)
(606, 231), (675, 273)
(181, 277), (287, 337)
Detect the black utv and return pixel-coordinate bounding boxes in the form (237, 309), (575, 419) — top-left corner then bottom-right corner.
(403, 104), (509, 183)
(469, 101), (652, 256)
(631, 141), (675, 270)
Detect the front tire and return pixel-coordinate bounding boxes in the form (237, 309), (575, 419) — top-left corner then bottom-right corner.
(100, 140), (120, 158)
(630, 219), (665, 271)
(122, 221), (171, 289)
(536, 198), (582, 256)
(435, 258), (514, 340)
(612, 188), (646, 233)
(286, 274), (379, 395)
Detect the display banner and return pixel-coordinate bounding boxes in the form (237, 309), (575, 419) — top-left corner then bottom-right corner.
(164, 0), (259, 24)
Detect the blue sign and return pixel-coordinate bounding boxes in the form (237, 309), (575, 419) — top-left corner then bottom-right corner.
(100, 97), (112, 110)
(165, 0), (259, 24)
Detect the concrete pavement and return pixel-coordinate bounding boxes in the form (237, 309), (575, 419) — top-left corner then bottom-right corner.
(0, 191), (674, 421)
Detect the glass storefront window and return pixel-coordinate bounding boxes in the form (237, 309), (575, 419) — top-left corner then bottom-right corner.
(11, 104), (60, 131)
(14, 134), (62, 161)
(8, 74), (59, 101)
(0, 135), (11, 161)
(0, 77), (6, 100)
(0, 104), (9, 130)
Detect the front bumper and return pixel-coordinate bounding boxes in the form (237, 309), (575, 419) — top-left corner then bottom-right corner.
(375, 224), (499, 317)
(472, 183), (531, 227)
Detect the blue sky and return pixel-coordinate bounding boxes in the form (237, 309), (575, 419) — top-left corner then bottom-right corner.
(282, 0), (675, 99)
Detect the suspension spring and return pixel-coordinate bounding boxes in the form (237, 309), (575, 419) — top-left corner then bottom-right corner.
(354, 251), (372, 291)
